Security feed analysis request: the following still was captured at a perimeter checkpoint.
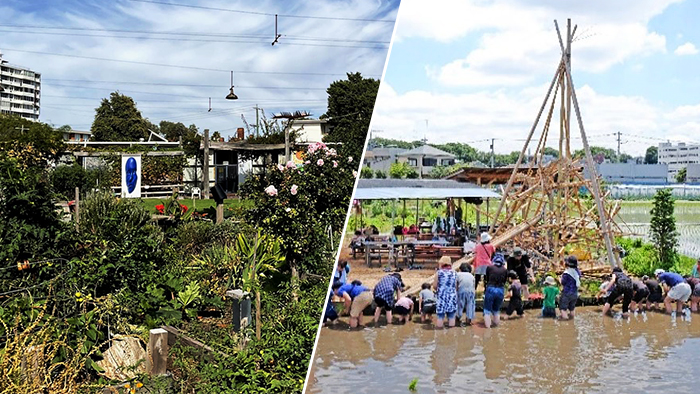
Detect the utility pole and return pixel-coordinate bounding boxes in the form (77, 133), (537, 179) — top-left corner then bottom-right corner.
(490, 138), (495, 168)
(254, 105), (260, 137)
(617, 131), (621, 162)
(203, 129), (210, 199)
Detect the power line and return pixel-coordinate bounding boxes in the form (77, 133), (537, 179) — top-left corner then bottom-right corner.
(0, 24), (391, 44)
(0, 30), (388, 49)
(43, 80), (327, 91)
(1, 48), (376, 76)
(126, 0), (396, 23)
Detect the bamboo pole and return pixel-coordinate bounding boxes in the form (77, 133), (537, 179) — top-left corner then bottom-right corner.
(555, 19), (616, 267)
(490, 57), (566, 234)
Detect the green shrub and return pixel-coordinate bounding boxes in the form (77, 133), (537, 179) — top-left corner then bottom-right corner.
(360, 166), (373, 179)
(622, 243), (659, 276)
(375, 169), (387, 179)
(406, 168), (420, 179)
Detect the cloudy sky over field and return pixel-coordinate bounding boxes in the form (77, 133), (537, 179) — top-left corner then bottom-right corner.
(373, 0), (700, 156)
(0, 0), (398, 137)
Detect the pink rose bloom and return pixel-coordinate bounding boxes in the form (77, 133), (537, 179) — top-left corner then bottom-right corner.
(348, 157), (353, 163)
(264, 185), (278, 196)
(305, 160), (311, 164)
(277, 164), (285, 171)
(333, 161), (338, 168)
(317, 159), (324, 166)
(290, 184), (298, 195)
(353, 170), (358, 178)
(286, 160), (296, 169)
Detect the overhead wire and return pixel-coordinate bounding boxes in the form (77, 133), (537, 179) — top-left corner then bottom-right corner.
(126, 0), (396, 23)
(0, 48), (379, 76)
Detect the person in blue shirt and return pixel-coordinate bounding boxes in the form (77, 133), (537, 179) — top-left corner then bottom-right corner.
(656, 269), (692, 315)
(334, 260), (351, 285)
(332, 280), (373, 328)
(323, 290), (338, 326)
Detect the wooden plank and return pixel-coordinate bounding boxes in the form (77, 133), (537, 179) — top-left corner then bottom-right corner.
(161, 325), (230, 358)
(147, 328), (169, 376)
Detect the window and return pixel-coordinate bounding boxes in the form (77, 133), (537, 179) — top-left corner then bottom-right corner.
(407, 158), (417, 166)
(422, 157), (437, 167)
(441, 159), (455, 166)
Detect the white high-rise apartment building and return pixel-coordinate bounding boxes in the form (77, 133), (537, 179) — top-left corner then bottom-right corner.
(658, 142), (700, 182)
(0, 51), (41, 121)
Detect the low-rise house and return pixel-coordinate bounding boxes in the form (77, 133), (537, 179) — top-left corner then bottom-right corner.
(396, 145), (455, 177)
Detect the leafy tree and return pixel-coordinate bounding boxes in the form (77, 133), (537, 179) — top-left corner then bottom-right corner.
(91, 92), (150, 141)
(0, 115), (65, 166)
(360, 166), (373, 179)
(676, 167), (687, 183)
(573, 146), (617, 162)
(372, 137), (420, 150)
(644, 146), (658, 164)
(160, 120), (193, 142)
(211, 131), (222, 141)
(649, 188), (678, 268)
(543, 147), (560, 158)
(389, 162), (411, 178)
(428, 165), (451, 179)
(323, 72), (380, 160)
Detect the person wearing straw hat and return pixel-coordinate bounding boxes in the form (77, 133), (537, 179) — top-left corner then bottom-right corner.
(433, 256), (458, 328)
(559, 256), (581, 320)
(474, 232), (495, 291)
(483, 253), (508, 328)
(542, 276), (559, 318)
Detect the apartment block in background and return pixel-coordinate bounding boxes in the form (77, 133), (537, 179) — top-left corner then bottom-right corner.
(0, 51), (41, 121)
(658, 142), (700, 182)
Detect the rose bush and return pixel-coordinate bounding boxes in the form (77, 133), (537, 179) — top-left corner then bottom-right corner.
(240, 142), (358, 276)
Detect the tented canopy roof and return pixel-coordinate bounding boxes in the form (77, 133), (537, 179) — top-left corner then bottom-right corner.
(354, 179), (500, 200)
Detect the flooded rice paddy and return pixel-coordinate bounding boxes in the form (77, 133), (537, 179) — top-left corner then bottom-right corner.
(307, 307), (700, 393)
(617, 201), (700, 258)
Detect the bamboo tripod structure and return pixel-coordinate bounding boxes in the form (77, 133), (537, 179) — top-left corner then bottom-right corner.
(487, 19), (620, 270)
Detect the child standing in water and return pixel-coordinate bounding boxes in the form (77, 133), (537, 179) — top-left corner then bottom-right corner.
(559, 256), (580, 320)
(456, 263), (476, 326)
(393, 296), (414, 323)
(419, 283), (437, 323)
(542, 276), (559, 318)
(505, 271), (524, 318)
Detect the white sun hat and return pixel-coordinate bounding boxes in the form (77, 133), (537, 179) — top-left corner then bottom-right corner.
(480, 232), (492, 243)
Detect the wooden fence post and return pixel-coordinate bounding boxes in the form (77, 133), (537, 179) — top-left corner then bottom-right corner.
(75, 187), (80, 231)
(147, 328), (169, 375)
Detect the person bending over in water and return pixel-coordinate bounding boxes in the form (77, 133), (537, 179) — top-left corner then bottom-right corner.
(630, 278), (650, 313)
(505, 271), (524, 319)
(483, 254), (508, 328)
(686, 275), (700, 313)
(333, 280), (373, 328)
(602, 267), (634, 318)
(433, 256), (458, 328)
(373, 273), (403, 325)
(419, 283), (437, 323)
(643, 275), (663, 310)
(456, 263), (476, 326)
(559, 256), (580, 320)
(542, 276), (559, 318)
(393, 296), (414, 323)
(655, 269), (692, 316)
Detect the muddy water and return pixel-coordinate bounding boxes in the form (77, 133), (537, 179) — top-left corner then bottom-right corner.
(307, 307), (700, 394)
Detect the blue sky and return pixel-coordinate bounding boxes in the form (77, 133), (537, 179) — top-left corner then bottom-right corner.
(0, 0), (398, 137)
(372, 0), (700, 156)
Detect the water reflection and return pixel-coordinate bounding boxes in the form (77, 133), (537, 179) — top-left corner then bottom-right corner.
(308, 308), (700, 393)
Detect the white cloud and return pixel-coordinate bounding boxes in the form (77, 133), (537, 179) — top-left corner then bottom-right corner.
(371, 82), (697, 156)
(674, 42), (699, 55)
(394, 0), (674, 87)
(0, 0), (397, 135)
